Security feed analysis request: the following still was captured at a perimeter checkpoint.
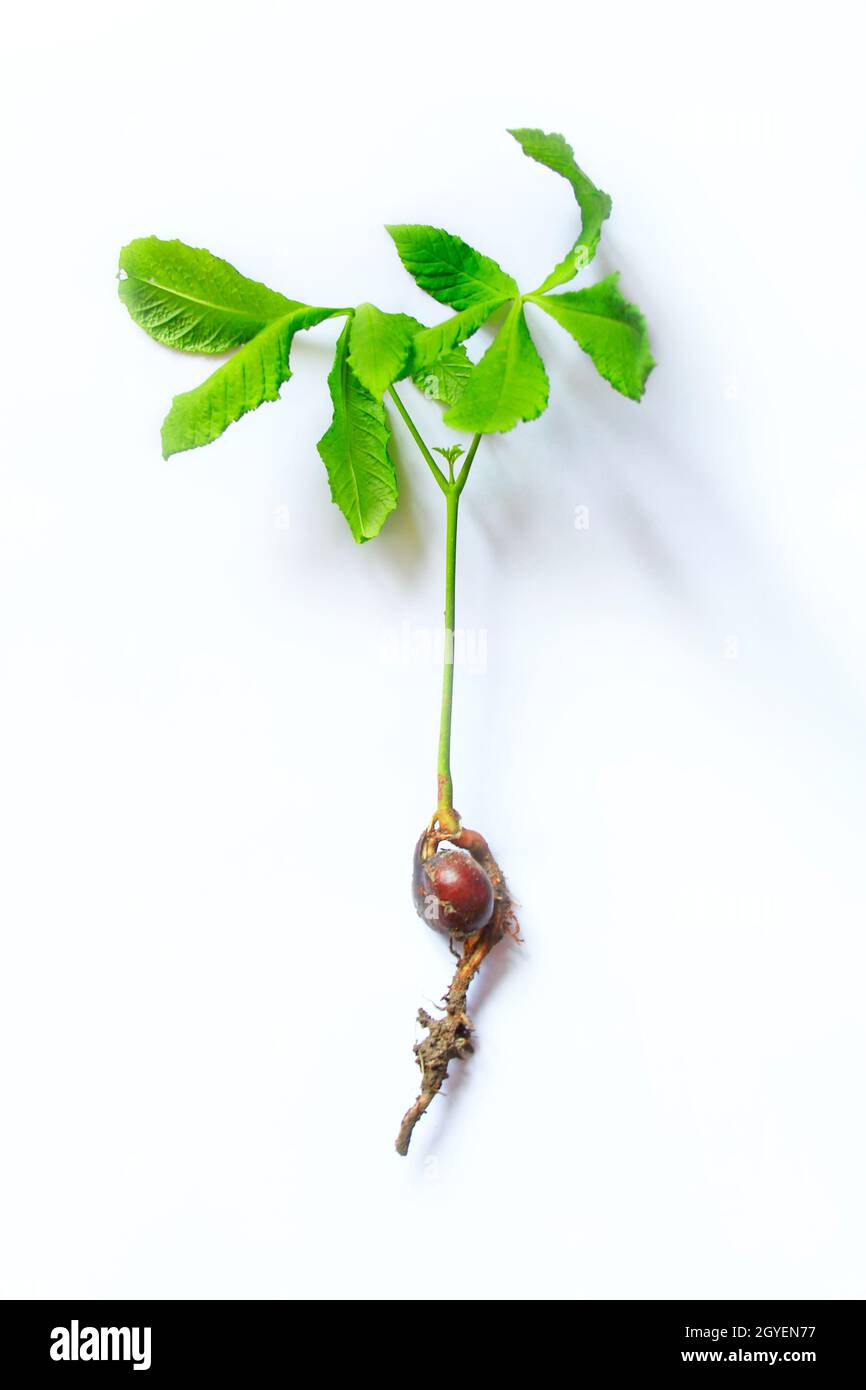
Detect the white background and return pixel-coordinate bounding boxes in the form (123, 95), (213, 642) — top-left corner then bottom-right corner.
(2, 0), (865, 1299)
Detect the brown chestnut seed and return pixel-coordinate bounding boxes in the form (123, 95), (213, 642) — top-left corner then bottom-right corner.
(413, 844), (494, 937)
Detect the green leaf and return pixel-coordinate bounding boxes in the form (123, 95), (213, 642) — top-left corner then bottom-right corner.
(444, 302), (549, 434)
(527, 274), (654, 401)
(433, 445), (465, 467)
(161, 304), (338, 457)
(118, 237), (343, 457)
(118, 237), (306, 353)
(386, 224), (518, 311)
(346, 302), (475, 408)
(317, 321), (397, 543)
(408, 301), (504, 374)
(346, 303), (477, 408)
(508, 129), (612, 292)
(348, 303), (418, 399)
(412, 346), (473, 407)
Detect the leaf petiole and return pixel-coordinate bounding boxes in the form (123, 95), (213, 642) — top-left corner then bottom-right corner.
(387, 385), (449, 493)
(454, 433), (481, 495)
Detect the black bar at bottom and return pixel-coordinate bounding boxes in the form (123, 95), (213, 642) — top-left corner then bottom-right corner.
(0, 1299), (862, 1376)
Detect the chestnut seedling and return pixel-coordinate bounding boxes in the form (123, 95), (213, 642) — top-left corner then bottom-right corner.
(117, 128), (654, 1155)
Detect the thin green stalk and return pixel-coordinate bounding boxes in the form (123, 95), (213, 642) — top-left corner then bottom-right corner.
(436, 434), (480, 830)
(387, 388), (482, 830)
(388, 386), (448, 493)
(455, 432), (481, 494)
(436, 484), (461, 831)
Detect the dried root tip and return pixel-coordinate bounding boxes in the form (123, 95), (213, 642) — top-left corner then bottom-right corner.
(395, 825), (519, 1156)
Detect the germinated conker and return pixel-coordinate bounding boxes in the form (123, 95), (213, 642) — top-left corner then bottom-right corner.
(413, 839), (495, 937)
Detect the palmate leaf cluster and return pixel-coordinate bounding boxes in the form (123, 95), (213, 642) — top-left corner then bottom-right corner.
(118, 130), (654, 543)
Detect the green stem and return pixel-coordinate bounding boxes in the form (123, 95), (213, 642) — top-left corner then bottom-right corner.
(386, 382), (481, 831)
(436, 485), (460, 831)
(455, 432), (481, 495)
(436, 433), (480, 831)
(388, 386), (448, 493)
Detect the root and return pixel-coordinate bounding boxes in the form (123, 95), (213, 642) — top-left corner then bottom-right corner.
(395, 828), (519, 1156)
